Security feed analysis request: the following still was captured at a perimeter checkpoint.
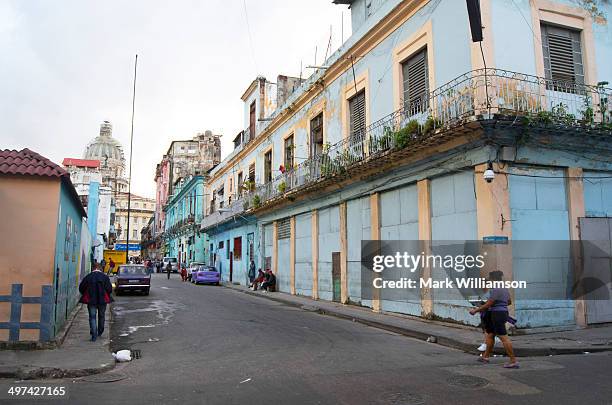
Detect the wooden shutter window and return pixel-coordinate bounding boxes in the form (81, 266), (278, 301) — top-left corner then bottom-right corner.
(349, 90), (366, 138)
(401, 48), (429, 112)
(310, 113), (324, 157)
(277, 218), (291, 239)
(541, 24), (584, 88)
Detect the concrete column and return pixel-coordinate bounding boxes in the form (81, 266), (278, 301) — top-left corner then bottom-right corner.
(311, 210), (319, 300)
(340, 201), (348, 304)
(567, 167), (587, 327)
(272, 220), (278, 275)
(370, 193), (381, 312)
(290, 216), (296, 295)
(475, 163), (514, 315)
(417, 179), (433, 318)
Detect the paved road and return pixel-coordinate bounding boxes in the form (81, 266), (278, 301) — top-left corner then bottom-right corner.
(5, 273), (612, 404)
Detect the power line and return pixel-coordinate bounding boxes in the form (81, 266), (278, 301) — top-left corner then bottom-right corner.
(242, 0), (258, 74)
(510, 0), (542, 46)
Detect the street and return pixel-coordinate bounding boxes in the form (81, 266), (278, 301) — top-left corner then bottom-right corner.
(5, 273), (608, 405)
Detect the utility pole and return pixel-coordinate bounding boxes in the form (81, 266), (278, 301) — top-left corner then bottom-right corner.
(125, 54), (138, 263)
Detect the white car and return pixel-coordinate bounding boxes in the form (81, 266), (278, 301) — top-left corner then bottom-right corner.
(162, 257), (179, 273)
(188, 262), (205, 282)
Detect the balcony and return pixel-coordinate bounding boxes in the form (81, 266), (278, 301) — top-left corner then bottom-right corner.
(201, 68), (611, 231)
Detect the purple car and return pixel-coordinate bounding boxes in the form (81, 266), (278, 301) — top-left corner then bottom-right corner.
(192, 265), (220, 285)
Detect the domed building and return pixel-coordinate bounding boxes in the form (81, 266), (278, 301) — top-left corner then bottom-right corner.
(83, 121), (128, 193)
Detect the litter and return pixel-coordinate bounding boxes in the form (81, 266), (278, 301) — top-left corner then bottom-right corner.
(112, 350), (132, 362)
(239, 378), (252, 384)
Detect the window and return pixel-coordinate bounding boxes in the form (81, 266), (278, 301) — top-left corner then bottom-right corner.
(233, 237), (242, 261)
(218, 241), (224, 249)
(264, 150), (272, 183)
(249, 101), (256, 138)
(277, 218), (291, 239)
(348, 90), (366, 138)
(284, 134), (294, 169)
(310, 113), (324, 158)
(541, 24), (584, 88)
(226, 239), (230, 259)
(248, 163), (255, 186)
(401, 48), (429, 112)
(133, 229), (138, 239)
(237, 172), (243, 195)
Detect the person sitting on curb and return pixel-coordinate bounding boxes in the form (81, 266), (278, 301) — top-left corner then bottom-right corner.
(261, 269), (276, 293)
(79, 263), (114, 342)
(469, 270), (519, 369)
(251, 269), (265, 291)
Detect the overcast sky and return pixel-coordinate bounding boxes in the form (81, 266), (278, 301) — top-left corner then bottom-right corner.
(1, 0), (350, 198)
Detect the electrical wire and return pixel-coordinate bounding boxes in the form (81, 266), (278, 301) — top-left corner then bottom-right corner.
(242, 0), (258, 74)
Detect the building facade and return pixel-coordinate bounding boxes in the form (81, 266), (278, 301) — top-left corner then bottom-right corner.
(153, 131), (222, 259)
(164, 175), (207, 267)
(62, 158), (113, 262)
(114, 193), (156, 258)
(201, 0), (612, 329)
(0, 149), (89, 344)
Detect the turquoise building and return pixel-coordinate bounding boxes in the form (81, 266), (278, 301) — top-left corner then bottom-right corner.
(164, 175), (207, 267)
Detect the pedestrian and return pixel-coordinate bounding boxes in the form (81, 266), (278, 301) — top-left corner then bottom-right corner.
(261, 269), (276, 292)
(474, 288), (501, 352)
(248, 259), (256, 287)
(166, 261), (172, 280)
(180, 265), (188, 282)
(469, 270), (519, 368)
(109, 258), (115, 274)
(100, 258), (106, 273)
(78, 263), (113, 342)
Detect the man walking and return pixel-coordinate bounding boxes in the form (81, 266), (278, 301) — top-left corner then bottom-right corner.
(166, 261), (172, 280)
(79, 263), (113, 342)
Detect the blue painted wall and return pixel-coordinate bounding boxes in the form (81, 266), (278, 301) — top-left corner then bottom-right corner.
(584, 171), (612, 217)
(347, 197), (370, 305)
(295, 212), (313, 297)
(509, 166), (575, 328)
(318, 206), (341, 301)
(52, 180), (84, 337)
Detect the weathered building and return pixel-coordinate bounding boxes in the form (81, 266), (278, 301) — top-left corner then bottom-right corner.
(0, 149), (89, 345)
(153, 131), (222, 259)
(62, 158), (113, 262)
(163, 175), (208, 267)
(201, 0), (612, 329)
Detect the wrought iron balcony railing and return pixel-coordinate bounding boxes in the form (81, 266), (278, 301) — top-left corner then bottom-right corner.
(201, 68), (611, 231)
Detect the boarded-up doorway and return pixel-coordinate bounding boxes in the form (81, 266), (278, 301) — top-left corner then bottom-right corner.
(579, 217), (612, 324)
(332, 252), (341, 303)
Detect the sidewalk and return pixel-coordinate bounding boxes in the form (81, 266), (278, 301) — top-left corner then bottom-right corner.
(0, 304), (115, 379)
(225, 283), (612, 357)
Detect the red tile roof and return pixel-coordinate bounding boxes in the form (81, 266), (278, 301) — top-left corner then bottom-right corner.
(0, 148), (67, 178)
(62, 157), (100, 168)
(0, 148), (87, 217)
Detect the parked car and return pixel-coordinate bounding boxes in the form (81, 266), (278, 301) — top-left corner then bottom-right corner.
(162, 257), (179, 273)
(192, 265), (220, 285)
(114, 265), (151, 295)
(187, 262), (205, 282)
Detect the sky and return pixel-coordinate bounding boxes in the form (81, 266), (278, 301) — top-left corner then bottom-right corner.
(0, 0), (351, 198)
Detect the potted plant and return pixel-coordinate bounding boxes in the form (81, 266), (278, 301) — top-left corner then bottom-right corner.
(278, 181), (286, 194)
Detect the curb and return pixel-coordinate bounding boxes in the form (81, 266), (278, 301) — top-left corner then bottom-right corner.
(0, 363), (116, 380)
(225, 284), (612, 357)
(0, 306), (116, 380)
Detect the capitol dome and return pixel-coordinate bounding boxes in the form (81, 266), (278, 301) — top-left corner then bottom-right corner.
(84, 121), (126, 165)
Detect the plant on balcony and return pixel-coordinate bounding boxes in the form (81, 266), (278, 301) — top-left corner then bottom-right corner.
(596, 81), (609, 126)
(552, 103), (576, 126)
(393, 119), (420, 149)
(252, 194), (261, 208)
(278, 181), (286, 194)
(422, 116), (442, 135)
(242, 180), (255, 192)
(243, 200), (250, 210)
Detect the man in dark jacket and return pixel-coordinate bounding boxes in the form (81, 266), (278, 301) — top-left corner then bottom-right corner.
(261, 269), (276, 292)
(79, 263), (113, 341)
(248, 259), (256, 287)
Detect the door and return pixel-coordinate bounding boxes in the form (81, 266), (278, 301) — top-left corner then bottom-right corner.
(332, 252), (341, 303)
(579, 218), (612, 324)
(229, 252), (233, 283)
